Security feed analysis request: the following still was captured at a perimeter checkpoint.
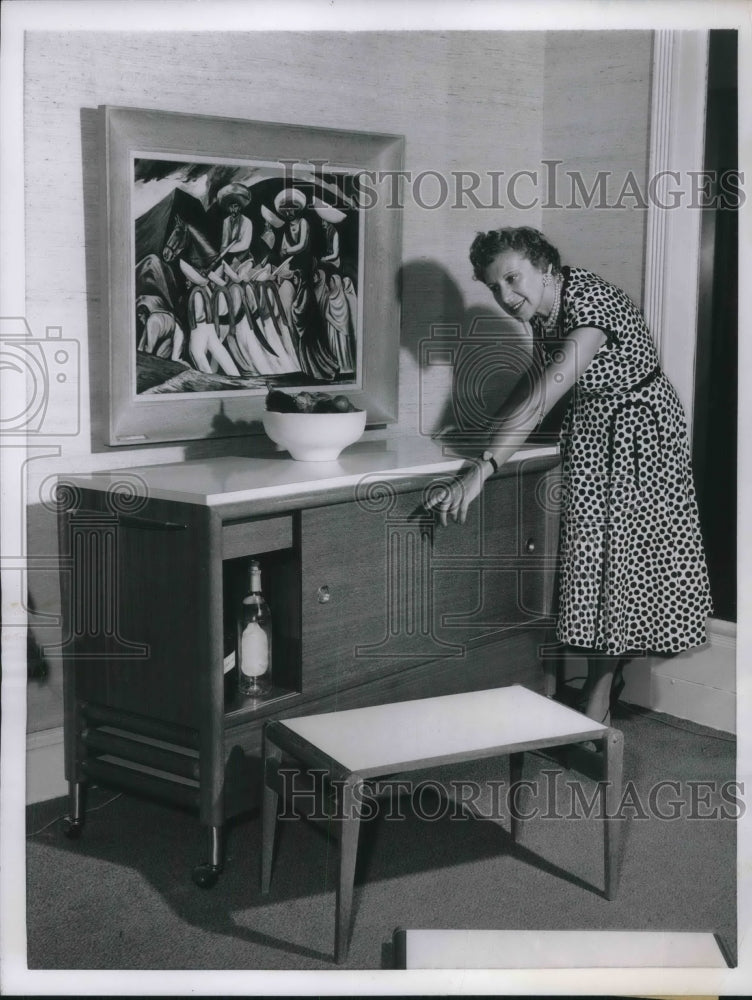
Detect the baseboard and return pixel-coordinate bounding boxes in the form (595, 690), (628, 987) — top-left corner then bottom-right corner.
(620, 618), (736, 734)
(26, 726), (67, 805)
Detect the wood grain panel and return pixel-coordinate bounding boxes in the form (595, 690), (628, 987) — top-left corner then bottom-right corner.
(299, 465), (559, 696)
(299, 485), (482, 692)
(432, 464), (560, 642)
(66, 490), (216, 729)
(221, 515), (293, 560)
(300, 497), (390, 692)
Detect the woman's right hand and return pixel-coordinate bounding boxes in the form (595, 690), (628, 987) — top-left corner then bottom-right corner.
(424, 459), (489, 527)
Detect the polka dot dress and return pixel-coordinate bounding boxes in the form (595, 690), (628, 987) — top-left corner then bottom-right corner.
(533, 266), (712, 656)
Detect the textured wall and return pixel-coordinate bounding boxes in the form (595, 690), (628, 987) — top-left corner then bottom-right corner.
(542, 31), (654, 302)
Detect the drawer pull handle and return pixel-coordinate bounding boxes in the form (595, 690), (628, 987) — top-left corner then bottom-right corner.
(525, 537), (536, 553)
(118, 514), (187, 531)
(317, 585), (331, 604)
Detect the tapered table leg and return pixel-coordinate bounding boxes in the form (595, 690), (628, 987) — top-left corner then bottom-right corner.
(602, 727), (624, 899)
(509, 752), (524, 843)
(261, 737), (282, 895)
(335, 777), (363, 964)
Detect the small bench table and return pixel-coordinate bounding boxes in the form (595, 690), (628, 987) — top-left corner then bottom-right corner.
(261, 684), (624, 963)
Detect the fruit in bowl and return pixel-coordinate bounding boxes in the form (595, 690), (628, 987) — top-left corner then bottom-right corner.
(263, 390), (367, 461)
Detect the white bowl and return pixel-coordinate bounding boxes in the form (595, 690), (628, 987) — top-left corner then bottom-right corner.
(262, 408), (367, 462)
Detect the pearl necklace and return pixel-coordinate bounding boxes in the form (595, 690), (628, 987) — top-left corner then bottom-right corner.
(543, 273), (563, 333)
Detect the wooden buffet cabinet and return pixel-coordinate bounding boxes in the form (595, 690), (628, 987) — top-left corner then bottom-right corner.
(59, 441), (560, 885)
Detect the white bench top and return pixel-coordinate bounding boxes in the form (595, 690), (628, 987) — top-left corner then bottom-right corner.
(396, 928), (730, 969)
(279, 685), (606, 774)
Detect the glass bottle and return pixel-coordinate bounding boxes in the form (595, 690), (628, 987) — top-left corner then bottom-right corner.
(237, 559), (272, 697)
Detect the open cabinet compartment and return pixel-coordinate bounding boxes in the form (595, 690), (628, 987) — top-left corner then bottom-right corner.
(222, 540), (302, 720)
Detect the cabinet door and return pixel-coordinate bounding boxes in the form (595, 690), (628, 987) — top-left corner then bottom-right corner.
(300, 498), (392, 692)
(63, 491), (218, 730)
(433, 461), (560, 645)
(300, 461), (559, 695)
(301, 490), (468, 692)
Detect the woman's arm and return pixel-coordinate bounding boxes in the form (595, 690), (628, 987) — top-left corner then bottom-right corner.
(484, 325), (606, 466)
(427, 325), (606, 526)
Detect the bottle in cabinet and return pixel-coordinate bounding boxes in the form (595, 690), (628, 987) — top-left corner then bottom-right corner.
(237, 559), (272, 697)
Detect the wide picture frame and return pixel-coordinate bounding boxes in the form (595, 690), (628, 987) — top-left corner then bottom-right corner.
(99, 105), (404, 446)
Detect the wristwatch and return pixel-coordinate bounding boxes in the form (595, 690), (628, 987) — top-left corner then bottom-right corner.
(481, 451), (499, 475)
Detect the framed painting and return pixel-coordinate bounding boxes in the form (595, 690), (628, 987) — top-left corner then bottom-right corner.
(99, 105), (404, 445)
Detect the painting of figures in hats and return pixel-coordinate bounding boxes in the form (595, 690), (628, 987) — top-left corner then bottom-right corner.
(132, 156), (361, 395)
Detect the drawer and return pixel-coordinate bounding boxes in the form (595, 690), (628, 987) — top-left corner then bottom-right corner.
(222, 515), (293, 560)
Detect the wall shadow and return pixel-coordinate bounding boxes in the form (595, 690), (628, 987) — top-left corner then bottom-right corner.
(398, 257), (566, 452)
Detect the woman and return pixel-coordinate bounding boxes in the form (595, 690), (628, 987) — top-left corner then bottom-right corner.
(427, 227), (712, 724)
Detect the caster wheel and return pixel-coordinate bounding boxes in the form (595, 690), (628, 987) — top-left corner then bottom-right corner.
(62, 817), (84, 840)
(192, 863), (221, 888)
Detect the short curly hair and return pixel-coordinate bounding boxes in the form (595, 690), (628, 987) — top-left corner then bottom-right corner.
(469, 227), (562, 282)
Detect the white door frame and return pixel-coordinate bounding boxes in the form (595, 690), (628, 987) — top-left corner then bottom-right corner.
(629, 29), (736, 733)
(643, 29), (709, 444)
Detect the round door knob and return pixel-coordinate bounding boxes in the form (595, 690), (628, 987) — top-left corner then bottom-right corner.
(317, 585), (331, 604)
(525, 537), (536, 553)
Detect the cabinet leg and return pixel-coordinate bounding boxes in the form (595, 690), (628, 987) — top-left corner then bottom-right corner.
(62, 780), (86, 839)
(192, 825), (224, 888)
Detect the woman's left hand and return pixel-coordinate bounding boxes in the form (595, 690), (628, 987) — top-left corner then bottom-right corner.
(424, 459), (488, 527)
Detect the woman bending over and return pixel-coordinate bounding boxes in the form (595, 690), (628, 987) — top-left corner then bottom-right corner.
(426, 227), (712, 724)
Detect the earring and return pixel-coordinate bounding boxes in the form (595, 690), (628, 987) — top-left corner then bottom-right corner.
(542, 273), (551, 286)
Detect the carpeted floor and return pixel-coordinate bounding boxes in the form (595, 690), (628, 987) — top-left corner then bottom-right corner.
(26, 702), (736, 971)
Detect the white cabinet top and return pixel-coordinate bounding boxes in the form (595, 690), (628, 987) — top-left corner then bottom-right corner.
(62, 438), (558, 508)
